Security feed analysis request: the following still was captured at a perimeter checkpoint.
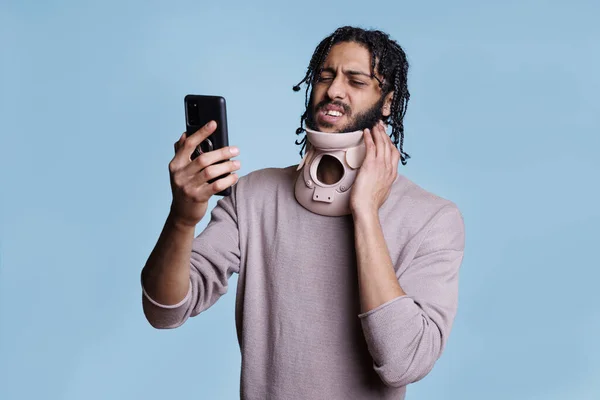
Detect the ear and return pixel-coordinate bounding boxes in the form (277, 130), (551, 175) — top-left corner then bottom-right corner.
(381, 91), (394, 117)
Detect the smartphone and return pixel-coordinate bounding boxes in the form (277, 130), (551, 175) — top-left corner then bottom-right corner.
(184, 94), (231, 196)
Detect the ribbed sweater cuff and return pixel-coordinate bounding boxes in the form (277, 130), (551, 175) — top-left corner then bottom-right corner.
(358, 295), (420, 363)
(141, 281), (192, 309)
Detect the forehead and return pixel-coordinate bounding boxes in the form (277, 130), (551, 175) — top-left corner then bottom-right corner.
(321, 41), (372, 71)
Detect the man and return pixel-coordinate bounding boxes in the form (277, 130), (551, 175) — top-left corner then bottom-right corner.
(141, 26), (465, 399)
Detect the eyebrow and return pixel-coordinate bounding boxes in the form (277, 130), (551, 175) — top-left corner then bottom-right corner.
(320, 67), (373, 80)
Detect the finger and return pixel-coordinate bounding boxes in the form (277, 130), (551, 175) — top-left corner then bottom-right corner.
(378, 121), (397, 169)
(388, 130), (401, 171)
(380, 121), (392, 144)
(185, 172), (239, 203)
(373, 123), (385, 159)
(190, 159), (241, 187)
(184, 145), (240, 176)
(182, 121), (218, 159)
(363, 129), (376, 160)
(169, 132), (189, 173)
(391, 146), (400, 167)
(389, 144), (400, 181)
(209, 172), (239, 195)
(379, 122), (391, 166)
(194, 172), (240, 201)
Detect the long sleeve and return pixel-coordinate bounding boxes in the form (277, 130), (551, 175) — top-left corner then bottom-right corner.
(358, 204), (465, 387)
(142, 189), (241, 329)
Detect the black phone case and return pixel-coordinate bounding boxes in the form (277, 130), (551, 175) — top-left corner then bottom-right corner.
(184, 94), (231, 196)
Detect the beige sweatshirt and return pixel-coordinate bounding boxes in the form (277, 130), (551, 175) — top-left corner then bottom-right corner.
(142, 165), (465, 399)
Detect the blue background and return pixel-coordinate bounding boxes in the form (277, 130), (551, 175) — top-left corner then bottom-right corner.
(1, 0), (599, 399)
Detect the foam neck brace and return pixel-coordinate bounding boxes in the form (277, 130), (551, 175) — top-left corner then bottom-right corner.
(294, 127), (367, 217)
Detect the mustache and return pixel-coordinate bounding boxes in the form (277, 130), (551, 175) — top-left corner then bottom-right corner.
(315, 100), (351, 115)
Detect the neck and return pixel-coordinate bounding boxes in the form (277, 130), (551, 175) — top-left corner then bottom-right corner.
(316, 155), (344, 184)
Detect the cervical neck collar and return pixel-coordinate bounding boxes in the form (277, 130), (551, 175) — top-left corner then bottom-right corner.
(294, 127), (367, 216)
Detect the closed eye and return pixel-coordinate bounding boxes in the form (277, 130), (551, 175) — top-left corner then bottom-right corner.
(316, 77), (366, 87)
(317, 76), (333, 82)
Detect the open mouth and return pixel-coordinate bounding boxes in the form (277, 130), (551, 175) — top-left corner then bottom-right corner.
(317, 103), (348, 127)
(324, 110), (343, 117)
(318, 110), (344, 126)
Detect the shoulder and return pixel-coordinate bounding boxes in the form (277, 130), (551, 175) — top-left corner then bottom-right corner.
(235, 165), (298, 193)
(384, 174), (465, 233)
(238, 165), (297, 186)
(231, 165), (298, 207)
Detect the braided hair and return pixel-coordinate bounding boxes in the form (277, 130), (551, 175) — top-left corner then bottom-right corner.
(293, 26), (411, 165)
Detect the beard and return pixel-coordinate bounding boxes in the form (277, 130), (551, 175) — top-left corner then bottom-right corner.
(305, 95), (386, 133)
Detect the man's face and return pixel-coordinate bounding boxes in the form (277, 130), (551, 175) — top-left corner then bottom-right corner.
(306, 41), (392, 133)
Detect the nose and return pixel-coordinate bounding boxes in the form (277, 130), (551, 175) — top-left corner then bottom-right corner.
(326, 75), (347, 101)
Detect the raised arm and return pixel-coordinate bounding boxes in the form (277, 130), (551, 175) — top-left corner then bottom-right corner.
(141, 121), (240, 327)
(350, 121), (465, 387)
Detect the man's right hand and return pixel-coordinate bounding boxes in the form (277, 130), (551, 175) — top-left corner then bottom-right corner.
(168, 120), (241, 228)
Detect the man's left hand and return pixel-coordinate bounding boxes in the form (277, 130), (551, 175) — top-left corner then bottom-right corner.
(350, 121), (400, 217)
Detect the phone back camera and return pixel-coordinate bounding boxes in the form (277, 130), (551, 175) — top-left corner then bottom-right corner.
(187, 102), (200, 126)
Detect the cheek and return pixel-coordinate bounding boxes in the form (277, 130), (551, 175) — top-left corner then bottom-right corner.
(350, 97), (372, 114)
(359, 93), (383, 112)
(311, 86), (327, 105)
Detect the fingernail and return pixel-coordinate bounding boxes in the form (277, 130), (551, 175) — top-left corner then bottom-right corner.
(206, 121), (215, 128)
(233, 160), (241, 168)
(230, 147), (239, 155)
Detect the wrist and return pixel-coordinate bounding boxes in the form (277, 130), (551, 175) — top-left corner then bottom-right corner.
(166, 210), (197, 233)
(351, 206), (379, 225)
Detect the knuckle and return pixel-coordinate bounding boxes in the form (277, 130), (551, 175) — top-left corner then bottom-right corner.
(201, 166), (213, 180)
(191, 191), (205, 202)
(194, 154), (208, 169)
(211, 180), (224, 193)
(183, 142), (193, 153)
(213, 175), (233, 192)
(184, 138), (197, 150)
(182, 184), (195, 198)
(171, 171), (183, 186)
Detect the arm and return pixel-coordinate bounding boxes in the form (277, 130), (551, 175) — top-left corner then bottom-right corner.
(141, 193), (241, 329)
(141, 121), (241, 329)
(353, 209), (406, 314)
(356, 206), (465, 388)
(350, 121), (406, 315)
(141, 212), (195, 308)
(350, 122), (465, 387)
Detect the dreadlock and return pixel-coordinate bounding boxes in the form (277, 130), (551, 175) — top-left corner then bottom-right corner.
(293, 26), (411, 165)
